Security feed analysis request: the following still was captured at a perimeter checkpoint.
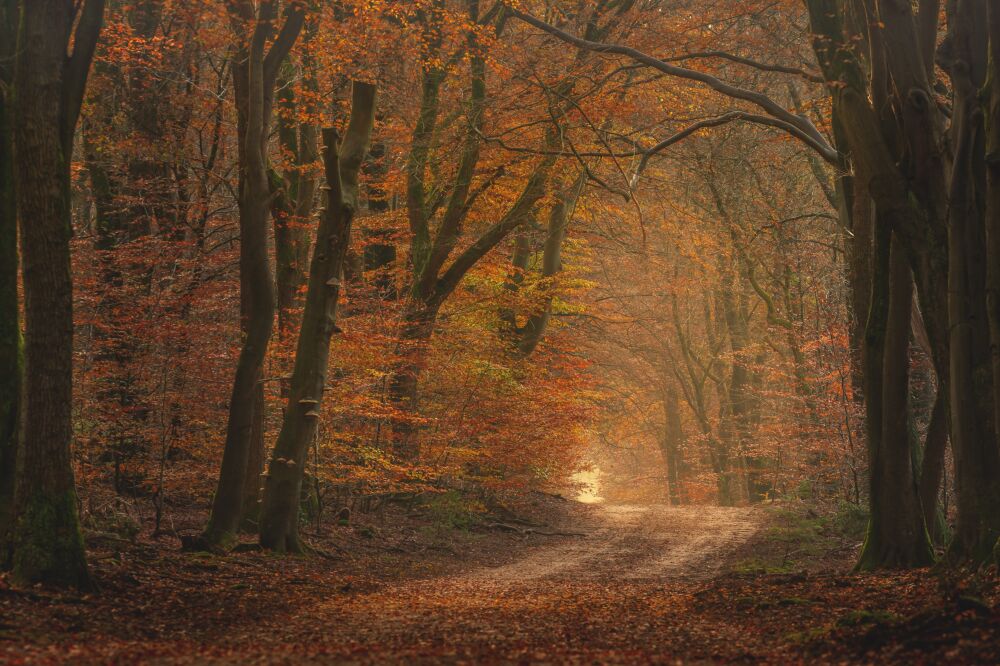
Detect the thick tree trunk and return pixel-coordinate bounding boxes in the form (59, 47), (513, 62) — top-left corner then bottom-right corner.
(0, 0), (18, 568)
(259, 84), (375, 552)
(856, 230), (934, 570)
(984, 0), (1000, 562)
(946, 13), (1000, 559)
(11, 0), (104, 588)
(239, 386), (266, 529)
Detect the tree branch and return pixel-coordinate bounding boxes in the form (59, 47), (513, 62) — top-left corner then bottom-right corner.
(62, 0), (106, 151)
(662, 51), (824, 83)
(507, 7), (839, 164)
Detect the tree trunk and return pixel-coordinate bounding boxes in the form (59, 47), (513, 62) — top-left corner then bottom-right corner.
(846, 163), (873, 401)
(0, 0), (18, 568)
(918, 387), (949, 544)
(659, 386), (685, 505)
(857, 230), (934, 570)
(515, 172), (585, 357)
(259, 84), (376, 552)
(10, 0), (104, 588)
(239, 385), (266, 530)
(388, 302), (440, 461)
(200, 1), (304, 548)
(203, 17), (277, 549)
(945, 8), (1000, 559)
(984, 0), (1000, 562)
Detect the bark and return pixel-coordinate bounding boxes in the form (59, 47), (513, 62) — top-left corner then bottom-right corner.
(0, 0), (18, 568)
(259, 83), (376, 552)
(984, 0), (1000, 562)
(11, 0), (104, 588)
(807, 0), (938, 570)
(388, 303), (440, 461)
(846, 161), (873, 401)
(251, 49), (319, 528)
(203, 1), (304, 548)
(856, 231), (934, 570)
(947, 7), (1000, 559)
(918, 387), (949, 543)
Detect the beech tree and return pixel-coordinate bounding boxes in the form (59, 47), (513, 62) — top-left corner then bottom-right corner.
(0, 0), (18, 566)
(202, 0), (304, 549)
(259, 82), (376, 553)
(505, 0), (1000, 567)
(7, 0), (104, 588)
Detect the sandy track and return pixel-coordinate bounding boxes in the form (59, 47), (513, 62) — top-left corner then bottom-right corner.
(465, 503), (758, 583)
(272, 504), (763, 663)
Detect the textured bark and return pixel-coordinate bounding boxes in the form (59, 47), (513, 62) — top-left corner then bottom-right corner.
(11, 0), (104, 588)
(259, 84), (376, 552)
(203, 1), (303, 548)
(0, 0), (18, 568)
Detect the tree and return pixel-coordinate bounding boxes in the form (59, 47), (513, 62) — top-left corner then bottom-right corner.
(201, 0), (304, 549)
(9, 0), (105, 588)
(388, 0), (557, 459)
(0, 0), (19, 567)
(509, 0), (1000, 567)
(259, 82), (376, 553)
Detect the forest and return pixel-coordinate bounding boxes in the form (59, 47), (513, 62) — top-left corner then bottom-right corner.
(1, 0), (1000, 663)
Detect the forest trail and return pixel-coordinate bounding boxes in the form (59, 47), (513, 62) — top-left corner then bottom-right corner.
(255, 504), (763, 663)
(466, 503), (758, 583)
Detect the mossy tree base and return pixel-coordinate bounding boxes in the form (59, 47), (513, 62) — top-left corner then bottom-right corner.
(855, 520), (935, 571)
(11, 491), (91, 590)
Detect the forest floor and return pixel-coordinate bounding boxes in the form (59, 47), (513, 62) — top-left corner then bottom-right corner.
(1, 495), (999, 664)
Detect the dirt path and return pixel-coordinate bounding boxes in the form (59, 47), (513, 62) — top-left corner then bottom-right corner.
(9, 503), (1000, 664)
(240, 503), (763, 664)
(469, 503), (758, 583)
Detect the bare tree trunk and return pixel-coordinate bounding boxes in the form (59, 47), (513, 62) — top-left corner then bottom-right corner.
(857, 230), (933, 570)
(203, 2), (303, 548)
(0, 0), (18, 568)
(259, 84), (376, 552)
(984, 0), (1000, 562)
(846, 165), (873, 401)
(946, 6), (1000, 560)
(10, 0), (104, 588)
